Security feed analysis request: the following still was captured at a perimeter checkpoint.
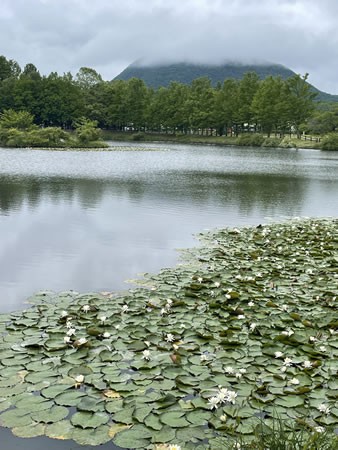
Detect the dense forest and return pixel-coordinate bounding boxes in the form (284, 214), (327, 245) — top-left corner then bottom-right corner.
(1, 55), (338, 148)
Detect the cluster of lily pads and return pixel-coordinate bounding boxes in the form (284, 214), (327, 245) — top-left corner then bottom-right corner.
(0, 218), (337, 449)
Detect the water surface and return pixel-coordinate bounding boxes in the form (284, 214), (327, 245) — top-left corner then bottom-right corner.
(0, 142), (337, 314)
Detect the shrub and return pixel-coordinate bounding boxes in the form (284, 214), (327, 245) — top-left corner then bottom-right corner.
(262, 137), (283, 148)
(321, 133), (338, 151)
(236, 134), (265, 147)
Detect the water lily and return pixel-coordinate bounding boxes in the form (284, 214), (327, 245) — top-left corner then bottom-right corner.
(99, 315), (107, 323)
(237, 315), (245, 319)
(303, 360), (313, 369)
(142, 349), (151, 361)
(168, 445), (181, 450)
(121, 304), (129, 313)
(77, 337), (87, 345)
(63, 336), (71, 343)
(160, 308), (167, 316)
(239, 368), (247, 374)
(200, 354), (208, 362)
(208, 396), (220, 410)
(197, 277), (203, 283)
(248, 301), (255, 307)
(317, 404), (330, 415)
(289, 377), (300, 385)
(319, 346), (326, 352)
(314, 426), (325, 433)
(66, 328), (76, 336)
(165, 333), (175, 342)
(227, 390), (237, 404)
(283, 357), (293, 366)
(103, 332), (111, 339)
(249, 323), (257, 331)
(274, 351), (284, 358)
(220, 414), (227, 422)
(74, 374), (84, 383)
(82, 304), (90, 313)
(66, 320), (73, 329)
(60, 310), (68, 318)
(214, 281), (220, 288)
(235, 372), (242, 379)
(224, 366), (235, 374)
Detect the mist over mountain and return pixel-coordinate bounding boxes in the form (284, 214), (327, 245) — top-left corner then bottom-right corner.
(115, 61), (338, 103)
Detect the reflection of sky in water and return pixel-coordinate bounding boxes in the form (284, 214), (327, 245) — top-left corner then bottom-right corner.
(0, 144), (338, 313)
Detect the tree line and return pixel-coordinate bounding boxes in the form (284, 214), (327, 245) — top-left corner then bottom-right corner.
(1, 55), (338, 140)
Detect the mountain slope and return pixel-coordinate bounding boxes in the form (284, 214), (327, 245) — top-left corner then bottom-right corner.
(114, 61), (338, 102)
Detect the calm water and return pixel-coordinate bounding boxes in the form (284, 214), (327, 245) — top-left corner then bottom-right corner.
(0, 142), (338, 450)
(1, 142), (338, 315)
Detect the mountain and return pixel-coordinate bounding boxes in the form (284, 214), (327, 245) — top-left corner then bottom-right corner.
(114, 61), (338, 103)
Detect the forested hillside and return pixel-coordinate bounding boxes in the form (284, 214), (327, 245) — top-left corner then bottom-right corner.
(115, 61), (338, 103)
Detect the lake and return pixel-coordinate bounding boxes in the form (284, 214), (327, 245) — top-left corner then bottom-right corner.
(0, 142), (338, 449)
(1, 142), (338, 315)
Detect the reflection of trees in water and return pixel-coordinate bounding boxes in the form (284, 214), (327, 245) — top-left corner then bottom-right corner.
(0, 171), (309, 216)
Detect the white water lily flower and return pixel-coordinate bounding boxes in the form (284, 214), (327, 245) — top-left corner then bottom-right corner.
(99, 315), (107, 323)
(66, 320), (73, 329)
(160, 308), (167, 316)
(318, 404), (330, 415)
(220, 414), (227, 422)
(280, 366), (287, 373)
(314, 426), (325, 433)
(224, 366), (235, 374)
(180, 323), (186, 329)
(82, 305), (90, 313)
(283, 357), (293, 366)
(200, 354), (208, 362)
(235, 372), (242, 379)
(319, 346), (326, 352)
(142, 349), (151, 361)
(66, 328), (76, 336)
(303, 360), (313, 369)
(63, 336), (71, 343)
(225, 294), (232, 299)
(121, 305), (129, 313)
(274, 351), (284, 358)
(289, 378), (300, 385)
(168, 445), (182, 450)
(239, 368), (247, 374)
(309, 336), (317, 342)
(197, 277), (203, 283)
(144, 340), (151, 347)
(60, 310), (68, 318)
(208, 396), (220, 410)
(77, 338), (87, 345)
(165, 333), (175, 343)
(227, 390), (238, 404)
(75, 374), (84, 383)
(103, 332), (111, 339)
(237, 315), (245, 320)
(280, 305), (288, 311)
(282, 329), (294, 336)
(166, 298), (173, 307)
(248, 301), (255, 307)
(250, 323), (257, 331)
(214, 282), (220, 288)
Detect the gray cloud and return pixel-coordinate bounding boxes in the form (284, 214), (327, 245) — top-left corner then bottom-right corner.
(0, 0), (338, 92)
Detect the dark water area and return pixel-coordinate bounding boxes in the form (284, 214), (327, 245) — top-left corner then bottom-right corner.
(0, 143), (338, 449)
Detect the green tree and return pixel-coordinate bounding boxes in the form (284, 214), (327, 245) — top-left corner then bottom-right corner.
(74, 117), (100, 143)
(187, 77), (216, 134)
(0, 109), (34, 130)
(286, 74), (317, 137)
(252, 76), (290, 136)
(0, 55), (21, 81)
(237, 72), (260, 131)
(214, 79), (239, 135)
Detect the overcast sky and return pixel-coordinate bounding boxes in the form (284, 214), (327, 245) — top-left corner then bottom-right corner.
(1, 0), (338, 93)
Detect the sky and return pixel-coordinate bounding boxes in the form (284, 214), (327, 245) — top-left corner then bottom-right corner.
(1, 0), (338, 93)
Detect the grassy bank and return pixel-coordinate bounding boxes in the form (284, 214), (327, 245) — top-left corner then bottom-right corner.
(0, 218), (337, 449)
(102, 131), (326, 150)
